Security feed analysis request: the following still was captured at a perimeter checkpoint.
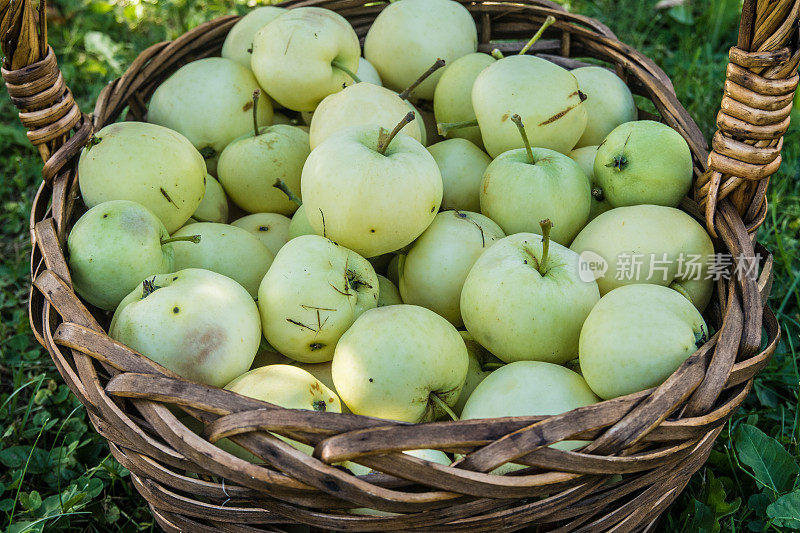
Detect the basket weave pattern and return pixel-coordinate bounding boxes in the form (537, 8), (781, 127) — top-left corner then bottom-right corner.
(1, 0), (797, 531)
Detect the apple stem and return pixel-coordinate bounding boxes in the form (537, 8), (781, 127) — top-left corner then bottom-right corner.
(491, 48), (505, 60)
(430, 392), (459, 421)
(437, 119), (479, 137)
(331, 59), (361, 84)
(273, 179), (302, 206)
(377, 111), (416, 155)
(161, 234), (201, 246)
(510, 114), (535, 165)
(538, 219), (552, 276)
(399, 58), (446, 100)
(669, 281), (695, 306)
(141, 277), (160, 298)
(519, 15), (556, 56)
(252, 89), (261, 137)
(482, 362), (504, 371)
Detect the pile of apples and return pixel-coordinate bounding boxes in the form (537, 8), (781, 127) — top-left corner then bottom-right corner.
(68, 0), (715, 471)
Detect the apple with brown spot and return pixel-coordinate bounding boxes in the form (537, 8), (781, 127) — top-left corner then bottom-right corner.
(110, 269), (261, 388)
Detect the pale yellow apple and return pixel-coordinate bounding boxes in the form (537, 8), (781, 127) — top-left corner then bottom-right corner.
(433, 53), (495, 149)
(579, 284), (708, 399)
(573, 66), (637, 147)
(400, 210), (504, 326)
(480, 147), (591, 245)
(221, 6), (286, 67)
(309, 83), (422, 149)
(461, 233), (600, 364)
(427, 138), (491, 212)
(301, 126), (443, 258)
(110, 269), (260, 388)
(570, 205), (714, 310)
(231, 213), (291, 257)
(147, 57), (273, 163)
(453, 331), (503, 415)
(258, 235), (378, 363)
(332, 305), (468, 422)
(462, 361), (599, 450)
(568, 145), (611, 220)
(377, 275), (403, 307)
(251, 8), (360, 111)
(386, 254), (403, 286)
(192, 175), (228, 223)
(226, 364), (342, 413)
(472, 55), (587, 157)
(78, 122), (206, 233)
(364, 0), (478, 100)
(217, 125), (309, 215)
(288, 205), (316, 240)
(171, 222), (274, 297)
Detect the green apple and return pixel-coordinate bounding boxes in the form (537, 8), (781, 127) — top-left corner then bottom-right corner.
(288, 205), (316, 240)
(171, 222), (274, 297)
(400, 210), (504, 326)
(364, 0), (477, 100)
(290, 360), (352, 415)
(78, 122), (206, 233)
(251, 7), (360, 111)
(226, 364), (342, 457)
(407, 100), (429, 146)
(218, 121), (309, 216)
(192, 175), (228, 223)
(355, 57), (382, 86)
(231, 213), (290, 257)
(332, 305), (468, 422)
(594, 121), (693, 208)
(258, 235), (378, 363)
(473, 56), (587, 157)
(461, 225), (600, 364)
(377, 274), (403, 306)
(110, 269), (260, 387)
(68, 200), (192, 310)
(480, 116), (591, 245)
(568, 145), (611, 220)
(336, 57), (384, 87)
(226, 364), (342, 413)
(427, 138), (491, 212)
(461, 361), (599, 450)
(147, 57), (273, 164)
(433, 52), (494, 148)
(579, 284), (708, 399)
(573, 66), (637, 148)
(570, 205), (714, 310)
(309, 83), (423, 149)
(301, 119), (443, 258)
(386, 254), (403, 286)
(221, 6), (286, 67)
(453, 331), (503, 416)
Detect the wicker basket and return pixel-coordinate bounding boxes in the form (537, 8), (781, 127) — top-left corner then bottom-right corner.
(2, 0), (797, 530)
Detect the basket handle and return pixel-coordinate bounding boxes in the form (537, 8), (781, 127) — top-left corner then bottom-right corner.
(694, 0), (799, 237)
(1, 0), (91, 183)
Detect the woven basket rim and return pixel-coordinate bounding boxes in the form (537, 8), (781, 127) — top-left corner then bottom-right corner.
(10, 0), (795, 530)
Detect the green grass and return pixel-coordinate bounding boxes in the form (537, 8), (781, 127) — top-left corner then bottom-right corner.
(1, 0), (799, 531)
